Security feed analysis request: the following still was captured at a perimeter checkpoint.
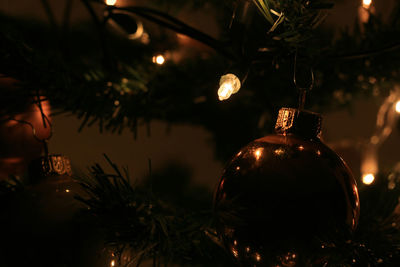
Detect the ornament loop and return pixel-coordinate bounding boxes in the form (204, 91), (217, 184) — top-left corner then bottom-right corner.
(293, 52), (314, 110)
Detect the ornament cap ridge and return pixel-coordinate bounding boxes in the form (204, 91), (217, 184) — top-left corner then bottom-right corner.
(275, 107), (322, 138)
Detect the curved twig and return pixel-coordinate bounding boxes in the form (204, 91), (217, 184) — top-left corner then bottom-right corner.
(81, 0), (115, 70)
(40, 0), (58, 30)
(113, 6), (235, 59)
(332, 42), (400, 60)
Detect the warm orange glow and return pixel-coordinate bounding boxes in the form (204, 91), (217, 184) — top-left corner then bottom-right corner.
(298, 145), (304, 151)
(111, 259), (115, 266)
(0, 157), (23, 164)
(65, 189), (70, 193)
(274, 148), (284, 156)
(254, 148), (263, 160)
(353, 184), (360, 207)
(231, 247), (239, 258)
(362, 173), (375, 185)
(152, 55), (165, 65)
(370, 135), (379, 144)
(395, 100), (400, 113)
(362, 0), (372, 9)
(106, 0), (117, 6)
(128, 21), (144, 40)
(255, 252), (261, 262)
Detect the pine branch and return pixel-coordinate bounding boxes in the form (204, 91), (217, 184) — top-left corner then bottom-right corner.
(73, 157), (400, 266)
(108, 6), (235, 59)
(75, 156), (231, 266)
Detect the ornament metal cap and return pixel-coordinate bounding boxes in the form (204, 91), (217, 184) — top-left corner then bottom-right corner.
(275, 107), (322, 138)
(29, 154), (73, 182)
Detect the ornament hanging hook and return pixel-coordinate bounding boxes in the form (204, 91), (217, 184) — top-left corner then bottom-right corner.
(293, 51), (314, 110)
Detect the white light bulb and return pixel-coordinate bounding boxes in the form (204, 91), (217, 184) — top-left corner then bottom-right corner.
(218, 86), (231, 100)
(106, 0), (117, 6)
(152, 55), (165, 65)
(362, 0), (372, 9)
(362, 173), (375, 185)
(217, 73), (241, 101)
(395, 100), (400, 113)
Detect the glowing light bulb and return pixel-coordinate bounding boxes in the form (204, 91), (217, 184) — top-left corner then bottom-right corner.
(111, 259), (115, 266)
(362, 0), (372, 9)
(106, 0), (117, 6)
(395, 100), (400, 113)
(255, 252), (261, 262)
(152, 55), (165, 65)
(218, 83), (233, 100)
(217, 73), (241, 101)
(362, 173), (375, 185)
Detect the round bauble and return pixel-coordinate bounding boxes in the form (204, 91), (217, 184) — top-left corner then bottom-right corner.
(0, 76), (51, 180)
(214, 108), (360, 266)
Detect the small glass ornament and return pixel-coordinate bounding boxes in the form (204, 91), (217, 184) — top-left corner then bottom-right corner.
(214, 107), (360, 266)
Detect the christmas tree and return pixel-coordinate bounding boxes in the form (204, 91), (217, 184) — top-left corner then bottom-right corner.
(1, 0), (400, 266)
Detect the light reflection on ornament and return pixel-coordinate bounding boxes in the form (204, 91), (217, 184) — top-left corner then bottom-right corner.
(232, 247), (239, 258)
(106, 0), (117, 6)
(298, 145), (304, 151)
(362, 173), (375, 185)
(152, 55), (165, 65)
(395, 100), (400, 113)
(254, 148), (263, 160)
(354, 186), (359, 207)
(274, 148), (284, 156)
(362, 0), (372, 9)
(218, 73), (241, 101)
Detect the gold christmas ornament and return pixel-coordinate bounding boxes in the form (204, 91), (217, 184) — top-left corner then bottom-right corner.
(214, 108), (360, 266)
